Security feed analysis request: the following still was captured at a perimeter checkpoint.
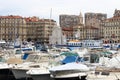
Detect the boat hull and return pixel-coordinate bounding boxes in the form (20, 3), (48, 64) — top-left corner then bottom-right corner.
(51, 75), (86, 80)
(30, 73), (51, 80)
(11, 68), (28, 79)
(51, 72), (87, 80)
(0, 68), (15, 80)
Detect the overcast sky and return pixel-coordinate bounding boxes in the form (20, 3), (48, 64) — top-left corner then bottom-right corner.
(0, 0), (120, 24)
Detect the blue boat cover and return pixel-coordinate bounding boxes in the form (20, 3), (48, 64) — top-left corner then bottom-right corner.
(22, 53), (29, 60)
(61, 56), (84, 64)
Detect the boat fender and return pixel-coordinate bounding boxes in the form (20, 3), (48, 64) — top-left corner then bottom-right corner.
(13, 64), (18, 68)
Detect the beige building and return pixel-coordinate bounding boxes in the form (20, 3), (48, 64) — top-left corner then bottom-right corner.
(0, 15), (57, 44)
(78, 26), (99, 40)
(102, 9), (120, 44)
(85, 13), (107, 39)
(25, 17), (56, 44)
(0, 15), (27, 41)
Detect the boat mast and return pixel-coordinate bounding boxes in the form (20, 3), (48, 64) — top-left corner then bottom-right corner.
(49, 8), (52, 45)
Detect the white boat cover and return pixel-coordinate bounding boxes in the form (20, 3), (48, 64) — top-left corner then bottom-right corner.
(49, 62), (89, 72)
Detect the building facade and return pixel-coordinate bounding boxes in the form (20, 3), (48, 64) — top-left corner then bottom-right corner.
(102, 9), (120, 44)
(0, 15), (27, 41)
(79, 26), (99, 40)
(59, 13), (83, 28)
(85, 13), (107, 27)
(85, 12), (107, 39)
(0, 15), (57, 44)
(25, 17), (57, 44)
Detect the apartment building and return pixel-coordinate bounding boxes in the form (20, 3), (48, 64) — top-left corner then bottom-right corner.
(79, 26), (99, 40)
(102, 9), (120, 44)
(59, 12), (83, 28)
(0, 15), (57, 44)
(85, 13), (107, 27)
(0, 15), (27, 41)
(25, 17), (56, 44)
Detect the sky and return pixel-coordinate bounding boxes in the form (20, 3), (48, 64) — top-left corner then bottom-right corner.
(0, 0), (120, 24)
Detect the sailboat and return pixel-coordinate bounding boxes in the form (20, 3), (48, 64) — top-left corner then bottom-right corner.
(49, 24), (67, 48)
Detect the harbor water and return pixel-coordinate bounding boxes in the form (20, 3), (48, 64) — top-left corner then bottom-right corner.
(0, 74), (86, 80)
(1, 76), (86, 80)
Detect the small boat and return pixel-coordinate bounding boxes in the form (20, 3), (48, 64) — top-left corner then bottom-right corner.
(49, 62), (90, 80)
(26, 67), (51, 80)
(11, 52), (60, 79)
(10, 53), (47, 79)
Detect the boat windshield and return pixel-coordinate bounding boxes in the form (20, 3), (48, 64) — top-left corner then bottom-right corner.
(25, 53), (55, 63)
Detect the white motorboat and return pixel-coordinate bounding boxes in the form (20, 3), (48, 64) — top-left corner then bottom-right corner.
(49, 62), (90, 80)
(0, 49), (23, 80)
(26, 66), (51, 80)
(11, 52), (60, 79)
(26, 54), (61, 80)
